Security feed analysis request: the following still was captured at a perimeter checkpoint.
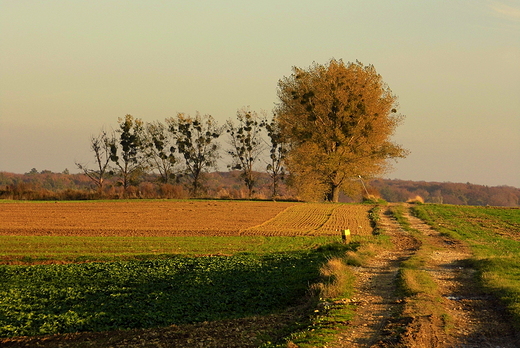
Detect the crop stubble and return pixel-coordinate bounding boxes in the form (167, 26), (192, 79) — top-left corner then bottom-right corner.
(243, 204), (372, 236)
(0, 201), (294, 237)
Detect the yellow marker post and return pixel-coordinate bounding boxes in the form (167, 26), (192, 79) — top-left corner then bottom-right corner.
(342, 229), (351, 244)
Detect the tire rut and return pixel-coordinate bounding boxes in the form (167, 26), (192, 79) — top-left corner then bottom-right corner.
(328, 206), (419, 347)
(402, 206), (520, 347)
(330, 204), (520, 347)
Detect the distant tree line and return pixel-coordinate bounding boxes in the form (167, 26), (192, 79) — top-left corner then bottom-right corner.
(0, 170), (289, 201)
(1, 171), (518, 206)
(370, 179), (520, 207)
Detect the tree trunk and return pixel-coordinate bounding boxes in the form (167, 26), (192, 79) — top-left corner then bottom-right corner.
(327, 184), (341, 202)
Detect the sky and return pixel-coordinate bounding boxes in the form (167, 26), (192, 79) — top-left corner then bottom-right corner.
(1, 0), (519, 187)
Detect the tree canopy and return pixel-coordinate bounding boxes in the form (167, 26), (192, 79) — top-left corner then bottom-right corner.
(226, 108), (264, 198)
(110, 114), (146, 194)
(167, 113), (222, 196)
(275, 59), (409, 202)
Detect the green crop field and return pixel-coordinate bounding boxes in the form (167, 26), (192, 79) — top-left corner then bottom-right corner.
(4, 201), (519, 346)
(0, 252), (331, 338)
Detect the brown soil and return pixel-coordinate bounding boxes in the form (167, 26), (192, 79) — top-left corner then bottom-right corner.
(0, 201), (371, 238)
(0, 201), (298, 237)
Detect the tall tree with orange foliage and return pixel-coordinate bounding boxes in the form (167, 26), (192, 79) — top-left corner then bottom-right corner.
(276, 59), (408, 202)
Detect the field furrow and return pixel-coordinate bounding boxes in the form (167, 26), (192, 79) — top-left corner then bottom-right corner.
(0, 201), (297, 237)
(311, 204), (373, 236)
(241, 203), (373, 237)
(241, 204), (336, 236)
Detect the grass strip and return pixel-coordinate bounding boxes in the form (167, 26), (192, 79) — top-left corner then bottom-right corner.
(262, 258), (358, 347)
(270, 255), (358, 348)
(412, 204), (520, 330)
(0, 236), (340, 264)
(390, 204), (452, 332)
(368, 205), (384, 235)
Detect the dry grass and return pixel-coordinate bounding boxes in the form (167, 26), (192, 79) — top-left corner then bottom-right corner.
(406, 195), (424, 204)
(312, 257), (354, 299)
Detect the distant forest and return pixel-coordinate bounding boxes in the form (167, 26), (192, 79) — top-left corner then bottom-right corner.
(369, 179), (519, 207)
(0, 170), (518, 207)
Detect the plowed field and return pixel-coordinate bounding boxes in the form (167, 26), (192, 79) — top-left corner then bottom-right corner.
(0, 201), (373, 237)
(0, 201), (297, 237)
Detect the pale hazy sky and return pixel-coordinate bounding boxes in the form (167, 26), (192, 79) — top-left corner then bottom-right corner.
(1, 1), (519, 187)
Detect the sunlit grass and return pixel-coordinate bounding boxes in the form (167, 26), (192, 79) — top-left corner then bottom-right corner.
(413, 204), (520, 329)
(0, 235), (342, 264)
(389, 204), (450, 332)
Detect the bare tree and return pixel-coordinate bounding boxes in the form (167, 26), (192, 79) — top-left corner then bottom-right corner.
(226, 108), (264, 199)
(263, 116), (287, 199)
(167, 113), (222, 197)
(76, 130), (115, 193)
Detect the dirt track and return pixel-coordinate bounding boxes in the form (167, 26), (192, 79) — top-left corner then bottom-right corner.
(329, 204), (520, 347)
(402, 208), (519, 347)
(328, 205), (419, 347)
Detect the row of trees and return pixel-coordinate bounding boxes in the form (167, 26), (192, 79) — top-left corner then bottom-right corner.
(77, 109), (286, 199)
(77, 59), (408, 202)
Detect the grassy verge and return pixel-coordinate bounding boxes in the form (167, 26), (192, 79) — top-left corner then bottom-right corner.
(274, 254), (357, 348)
(389, 204), (453, 332)
(368, 205), (384, 235)
(412, 204), (520, 330)
(0, 236), (340, 264)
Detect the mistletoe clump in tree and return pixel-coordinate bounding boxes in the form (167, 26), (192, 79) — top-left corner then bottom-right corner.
(167, 113), (222, 197)
(109, 114), (146, 195)
(144, 120), (178, 184)
(226, 108), (265, 199)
